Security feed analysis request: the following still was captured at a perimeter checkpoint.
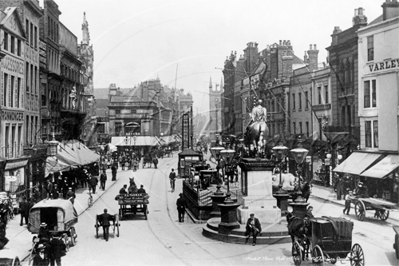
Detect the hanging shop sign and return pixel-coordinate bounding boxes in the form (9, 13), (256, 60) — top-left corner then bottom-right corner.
(5, 159), (29, 170)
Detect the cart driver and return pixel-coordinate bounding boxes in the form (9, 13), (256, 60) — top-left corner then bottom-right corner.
(98, 209), (114, 241)
(38, 222), (51, 243)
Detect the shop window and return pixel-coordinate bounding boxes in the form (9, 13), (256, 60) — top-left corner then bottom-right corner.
(367, 35), (374, 61)
(365, 121), (372, 147)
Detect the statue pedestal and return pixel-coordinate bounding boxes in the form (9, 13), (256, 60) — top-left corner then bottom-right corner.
(218, 202), (241, 234)
(210, 193), (227, 218)
(273, 192), (290, 216)
(237, 158), (281, 224)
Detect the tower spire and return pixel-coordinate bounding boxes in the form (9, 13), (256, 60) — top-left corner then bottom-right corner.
(209, 77), (213, 90)
(82, 12), (90, 45)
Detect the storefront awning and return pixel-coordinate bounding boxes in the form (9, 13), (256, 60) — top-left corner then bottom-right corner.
(360, 154), (399, 179)
(45, 140), (100, 176)
(111, 136), (161, 146)
(333, 152), (383, 175)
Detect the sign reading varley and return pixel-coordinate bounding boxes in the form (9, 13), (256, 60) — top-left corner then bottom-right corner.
(366, 58), (399, 73)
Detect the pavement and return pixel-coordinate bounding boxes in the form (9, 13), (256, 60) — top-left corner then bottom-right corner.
(0, 167), (119, 262)
(2, 153), (399, 261)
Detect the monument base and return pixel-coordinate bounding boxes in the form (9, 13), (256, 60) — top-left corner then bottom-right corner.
(238, 206), (281, 224)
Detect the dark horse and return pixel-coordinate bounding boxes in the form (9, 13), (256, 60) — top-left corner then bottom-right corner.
(245, 121), (269, 155)
(286, 212), (312, 260)
(292, 181), (312, 202)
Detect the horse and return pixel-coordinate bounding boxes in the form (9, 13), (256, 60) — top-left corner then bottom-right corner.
(128, 178), (138, 194)
(245, 121), (269, 155)
(286, 212), (312, 260)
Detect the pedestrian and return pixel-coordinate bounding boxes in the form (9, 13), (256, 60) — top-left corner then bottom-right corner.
(137, 185), (146, 193)
(306, 206), (314, 219)
(245, 213), (262, 246)
(38, 223), (51, 242)
(100, 170), (107, 191)
(176, 193), (187, 222)
(89, 174), (98, 194)
(33, 244), (49, 266)
(153, 156), (158, 169)
(169, 169), (176, 192)
(51, 184), (60, 199)
(0, 219), (8, 249)
(66, 188), (76, 205)
(119, 184), (128, 195)
(46, 179), (54, 198)
(111, 163), (117, 181)
(343, 189), (352, 215)
(19, 197), (30, 226)
(334, 176), (345, 200)
(49, 236), (66, 266)
(98, 209), (113, 241)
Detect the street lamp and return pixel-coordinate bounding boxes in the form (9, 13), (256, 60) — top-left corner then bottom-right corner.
(220, 149), (236, 203)
(290, 141), (309, 202)
(47, 132), (59, 157)
(272, 143), (288, 194)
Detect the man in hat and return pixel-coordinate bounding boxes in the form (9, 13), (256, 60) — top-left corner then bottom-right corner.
(66, 188), (76, 205)
(176, 193), (187, 222)
(38, 223), (51, 243)
(33, 243), (49, 266)
(343, 189), (352, 215)
(89, 174), (98, 194)
(119, 184), (128, 195)
(306, 206), (314, 219)
(245, 213), (262, 246)
(354, 182), (369, 198)
(100, 170), (107, 191)
(19, 197), (30, 226)
(98, 209), (114, 241)
(137, 185), (146, 194)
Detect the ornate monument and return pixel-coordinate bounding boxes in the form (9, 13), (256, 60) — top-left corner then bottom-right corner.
(245, 99), (269, 157)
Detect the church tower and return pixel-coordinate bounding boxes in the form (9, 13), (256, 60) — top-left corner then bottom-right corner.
(208, 77), (223, 142)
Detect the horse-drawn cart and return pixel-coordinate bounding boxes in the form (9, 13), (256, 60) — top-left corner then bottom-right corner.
(394, 226), (399, 259)
(290, 216), (364, 266)
(28, 199), (78, 264)
(350, 196), (398, 221)
(142, 154), (153, 168)
(116, 193), (149, 220)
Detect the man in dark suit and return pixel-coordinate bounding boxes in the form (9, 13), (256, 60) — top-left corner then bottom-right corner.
(111, 163), (117, 181)
(245, 213), (262, 246)
(176, 193), (187, 222)
(98, 209), (114, 241)
(89, 174), (98, 194)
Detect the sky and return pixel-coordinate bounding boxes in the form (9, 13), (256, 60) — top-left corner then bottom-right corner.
(44, 0), (383, 115)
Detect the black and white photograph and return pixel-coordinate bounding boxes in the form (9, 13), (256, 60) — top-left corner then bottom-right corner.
(0, 0), (397, 265)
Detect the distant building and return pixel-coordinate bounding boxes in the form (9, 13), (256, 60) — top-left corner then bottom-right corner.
(208, 77), (222, 141)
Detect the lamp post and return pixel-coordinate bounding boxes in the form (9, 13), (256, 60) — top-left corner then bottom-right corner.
(289, 139), (310, 218)
(210, 146), (224, 194)
(272, 144), (288, 194)
(219, 149), (236, 203)
(326, 153), (332, 187)
(47, 132), (59, 157)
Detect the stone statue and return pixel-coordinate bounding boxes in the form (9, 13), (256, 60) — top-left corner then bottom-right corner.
(245, 99), (269, 156)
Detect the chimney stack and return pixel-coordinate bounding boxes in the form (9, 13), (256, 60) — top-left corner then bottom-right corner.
(307, 44), (319, 71)
(352, 7), (368, 27)
(382, 0), (399, 20)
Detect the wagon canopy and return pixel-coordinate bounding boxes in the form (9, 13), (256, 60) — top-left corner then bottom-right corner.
(29, 199), (78, 233)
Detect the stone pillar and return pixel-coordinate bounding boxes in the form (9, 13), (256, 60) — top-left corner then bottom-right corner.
(273, 193), (290, 216)
(210, 193), (227, 217)
(218, 202), (241, 234)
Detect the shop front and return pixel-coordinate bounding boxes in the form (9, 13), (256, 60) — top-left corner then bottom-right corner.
(3, 158), (29, 193)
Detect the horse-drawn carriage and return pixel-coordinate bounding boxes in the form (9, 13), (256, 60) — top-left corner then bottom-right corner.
(116, 193), (149, 220)
(28, 199), (78, 264)
(349, 195), (398, 221)
(289, 215), (364, 266)
(95, 214), (120, 239)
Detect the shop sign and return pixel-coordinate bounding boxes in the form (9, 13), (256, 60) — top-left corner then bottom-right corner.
(5, 159), (28, 170)
(366, 58), (399, 74)
(5, 176), (17, 182)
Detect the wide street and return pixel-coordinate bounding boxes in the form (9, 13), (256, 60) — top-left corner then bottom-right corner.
(20, 153), (398, 266)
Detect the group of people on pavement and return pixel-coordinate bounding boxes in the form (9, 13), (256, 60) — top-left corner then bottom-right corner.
(33, 222), (67, 266)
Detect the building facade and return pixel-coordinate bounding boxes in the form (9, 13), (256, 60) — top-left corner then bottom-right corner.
(0, 7), (29, 192)
(208, 77), (222, 141)
(357, 0), (399, 203)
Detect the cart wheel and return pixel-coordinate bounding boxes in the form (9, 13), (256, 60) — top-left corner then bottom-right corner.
(350, 243), (364, 266)
(115, 214), (120, 237)
(12, 256), (20, 266)
(312, 245), (325, 266)
(379, 210), (389, 221)
(70, 227), (77, 246)
(292, 241), (302, 266)
(395, 234), (399, 259)
(355, 201), (366, 221)
(95, 224), (99, 239)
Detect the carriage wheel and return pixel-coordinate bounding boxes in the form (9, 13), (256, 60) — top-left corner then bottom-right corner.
(119, 208), (123, 220)
(292, 241), (302, 266)
(355, 201), (366, 221)
(379, 210), (389, 221)
(144, 205), (148, 220)
(70, 227), (77, 246)
(115, 214), (120, 237)
(395, 234), (399, 259)
(312, 245), (325, 266)
(350, 243), (364, 266)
